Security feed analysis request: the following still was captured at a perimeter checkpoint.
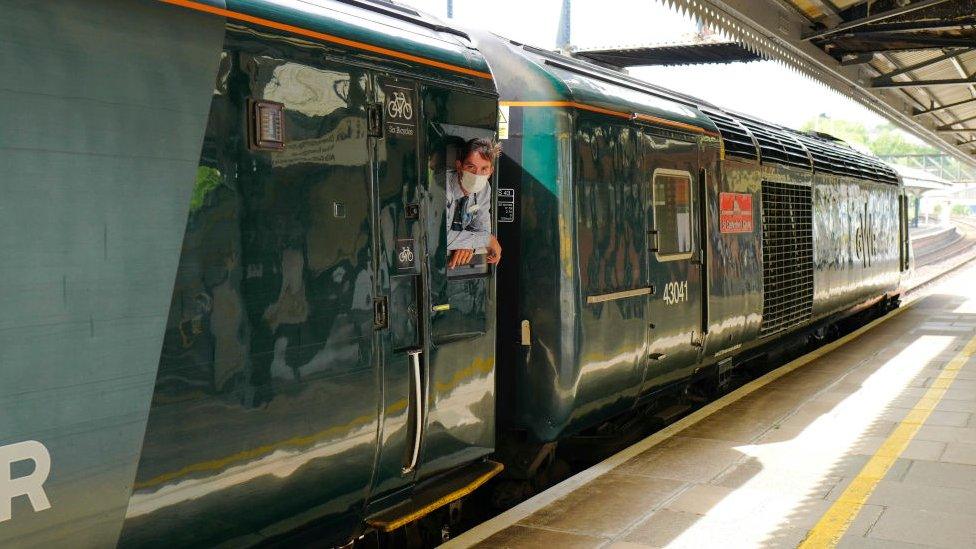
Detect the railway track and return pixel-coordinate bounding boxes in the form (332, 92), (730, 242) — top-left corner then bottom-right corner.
(907, 217), (976, 296)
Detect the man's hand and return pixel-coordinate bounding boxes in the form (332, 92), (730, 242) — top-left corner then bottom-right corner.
(449, 248), (474, 269)
(486, 235), (502, 265)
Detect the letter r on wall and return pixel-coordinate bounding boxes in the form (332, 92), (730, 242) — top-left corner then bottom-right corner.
(1, 440), (52, 522)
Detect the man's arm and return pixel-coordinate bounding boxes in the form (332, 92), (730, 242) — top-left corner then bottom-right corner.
(486, 234), (502, 264)
(447, 228), (489, 250)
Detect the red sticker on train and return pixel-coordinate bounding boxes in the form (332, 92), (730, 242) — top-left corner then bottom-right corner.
(719, 193), (754, 234)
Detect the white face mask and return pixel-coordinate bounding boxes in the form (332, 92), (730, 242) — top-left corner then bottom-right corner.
(460, 170), (489, 194)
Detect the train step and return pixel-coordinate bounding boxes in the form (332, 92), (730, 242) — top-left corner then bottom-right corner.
(365, 459), (504, 532)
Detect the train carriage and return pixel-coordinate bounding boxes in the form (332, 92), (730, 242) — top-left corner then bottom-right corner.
(3, 1), (501, 547)
(119, 3), (506, 547)
(476, 32), (910, 477)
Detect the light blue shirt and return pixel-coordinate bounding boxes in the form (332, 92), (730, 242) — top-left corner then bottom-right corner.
(446, 169), (491, 250)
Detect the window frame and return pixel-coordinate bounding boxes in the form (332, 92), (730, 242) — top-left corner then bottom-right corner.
(651, 167), (695, 262)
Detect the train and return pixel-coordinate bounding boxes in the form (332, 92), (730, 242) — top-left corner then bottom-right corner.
(0, 0), (910, 547)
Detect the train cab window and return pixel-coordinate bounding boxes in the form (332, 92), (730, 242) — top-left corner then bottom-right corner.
(652, 169), (693, 258)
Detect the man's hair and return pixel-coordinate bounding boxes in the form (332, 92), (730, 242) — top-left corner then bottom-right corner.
(460, 137), (502, 162)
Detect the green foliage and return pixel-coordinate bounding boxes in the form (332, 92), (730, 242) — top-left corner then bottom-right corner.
(871, 124), (938, 156)
(800, 115), (938, 157)
(800, 115), (869, 148)
(952, 204), (970, 216)
(190, 166), (222, 213)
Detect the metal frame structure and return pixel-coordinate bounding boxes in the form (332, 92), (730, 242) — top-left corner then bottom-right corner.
(880, 153), (976, 183)
(644, 0), (976, 170)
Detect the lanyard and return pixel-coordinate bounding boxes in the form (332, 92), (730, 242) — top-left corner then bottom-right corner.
(451, 195), (469, 232)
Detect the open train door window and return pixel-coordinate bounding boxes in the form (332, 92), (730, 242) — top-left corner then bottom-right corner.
(639, 130), (705, 394)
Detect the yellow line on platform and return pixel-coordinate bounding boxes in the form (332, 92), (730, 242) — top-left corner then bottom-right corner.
(800, 327), (976, 548)
(444, 301), (917, 548)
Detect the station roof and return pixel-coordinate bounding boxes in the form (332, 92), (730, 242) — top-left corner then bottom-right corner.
(604, 0), (976, 172)
(892, 162), (952, 190)
(577, 41), (762, 67)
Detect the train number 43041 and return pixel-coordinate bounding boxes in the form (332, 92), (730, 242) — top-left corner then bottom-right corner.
(662, 281), (689, 305)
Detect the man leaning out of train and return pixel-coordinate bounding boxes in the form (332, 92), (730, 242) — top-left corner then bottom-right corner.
(446, 137), (503, 269)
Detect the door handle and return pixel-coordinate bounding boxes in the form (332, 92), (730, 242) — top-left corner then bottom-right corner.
(403, 348), (424, 474)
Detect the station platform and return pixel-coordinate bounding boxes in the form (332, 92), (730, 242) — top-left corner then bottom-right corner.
(448, 262), (976, 549)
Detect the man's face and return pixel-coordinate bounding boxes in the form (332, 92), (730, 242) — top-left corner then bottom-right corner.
(456, 151), (494, 177)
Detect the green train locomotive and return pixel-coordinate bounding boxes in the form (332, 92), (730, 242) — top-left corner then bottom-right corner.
(0, 0), (908, 547)
(477, 33), (909, 482)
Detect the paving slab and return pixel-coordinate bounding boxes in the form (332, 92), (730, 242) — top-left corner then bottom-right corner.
(941, 441), (976, 465)
(900, 459), (976, 490)
(914, 424), (976, 444)
(518, 474), (684, 537)
(866, 507), (976, 548)
(473, 525), (605, 548)
(858, 479), (976, 515)
(617, 437), (744, 483)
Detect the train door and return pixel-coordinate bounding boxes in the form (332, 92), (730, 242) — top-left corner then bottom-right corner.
(364, 76), (497, 510)
(639, 130), (705, 392)
(366, 74), (428, 502)
(417, 87), (497, 477)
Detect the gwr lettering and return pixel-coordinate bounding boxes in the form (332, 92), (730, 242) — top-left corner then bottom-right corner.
(1, 440), (52, 522)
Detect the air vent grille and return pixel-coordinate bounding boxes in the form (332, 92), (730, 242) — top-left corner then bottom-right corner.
(794, 134), (899, 184)
(737, 119), (812, 171)
(760, 181), (814, 337)
(700, 108), (758, 161)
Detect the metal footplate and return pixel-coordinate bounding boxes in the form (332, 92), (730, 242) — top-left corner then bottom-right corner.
(365, 459), (504, 532)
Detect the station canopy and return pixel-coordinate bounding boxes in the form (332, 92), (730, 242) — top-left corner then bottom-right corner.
(892, 163), (952, 192)
(577, 0), (976, 171)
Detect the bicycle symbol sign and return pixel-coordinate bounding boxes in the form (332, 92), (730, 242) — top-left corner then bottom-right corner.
(398, 246), (414, 264)
(387, 91), (413, 121)
(396, 238), (415, 270)
(381, 82), (416, 139)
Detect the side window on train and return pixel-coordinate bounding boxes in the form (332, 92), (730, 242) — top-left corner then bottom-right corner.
(653, 169), (694, 257)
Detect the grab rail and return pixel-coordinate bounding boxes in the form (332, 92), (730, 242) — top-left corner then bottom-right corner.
(403, 348), (425, 474)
